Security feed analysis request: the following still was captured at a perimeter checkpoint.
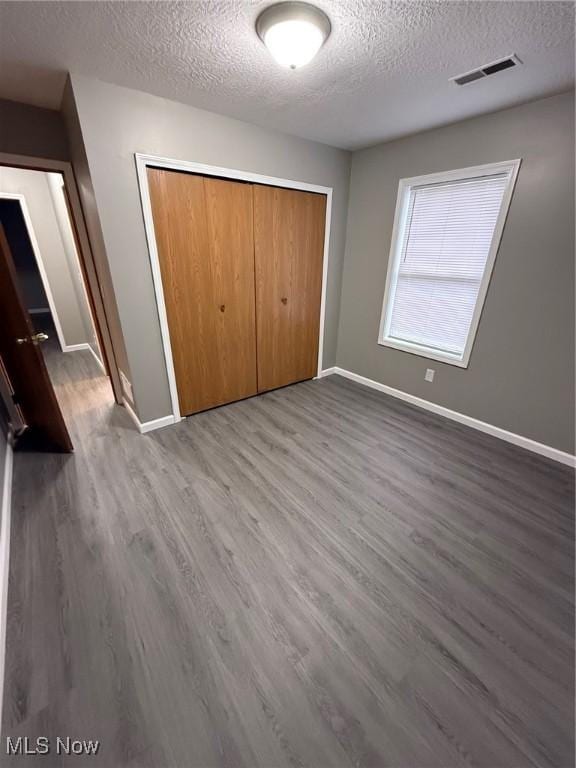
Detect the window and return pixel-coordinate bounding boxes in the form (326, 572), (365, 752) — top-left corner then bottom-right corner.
(378, 160), (520, 367)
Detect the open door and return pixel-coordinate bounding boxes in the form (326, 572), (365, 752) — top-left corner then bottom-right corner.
(0, 223), (72, 452)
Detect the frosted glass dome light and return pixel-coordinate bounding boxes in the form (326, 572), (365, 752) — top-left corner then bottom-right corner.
(256, 2), (331, 70)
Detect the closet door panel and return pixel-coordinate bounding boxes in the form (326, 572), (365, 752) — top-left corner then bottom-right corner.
(203, 177), (258, 407)
(254, 185), (325, 392)
(147, 169), (257, 415)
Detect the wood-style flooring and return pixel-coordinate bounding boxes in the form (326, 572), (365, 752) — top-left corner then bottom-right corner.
(2, 343), (574, 767)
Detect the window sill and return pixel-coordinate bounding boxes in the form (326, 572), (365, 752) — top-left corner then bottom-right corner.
(377, 337), (470, 368)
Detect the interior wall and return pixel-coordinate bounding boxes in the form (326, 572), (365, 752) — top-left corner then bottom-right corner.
(46, 172), (101, 362)
(0, 199), (48, 311)
(61, 78), (132, 400)
(0, 166), (91, 349)
(337, 91), (575, 454)
(0, 98), (69, 161)
(67, 74), (351, 423)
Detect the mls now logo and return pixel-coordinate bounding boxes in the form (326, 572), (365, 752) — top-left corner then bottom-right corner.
(6, 736), (100, 756)
(6, 738), (50, 756)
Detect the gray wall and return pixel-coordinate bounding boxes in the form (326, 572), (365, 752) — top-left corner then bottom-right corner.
(337, 91), (575, 454)
(46, 172), (100, 360)
(68, 75), (351, 422)
(61, 77), (132, 400)
(0, 166), (92, 348)
(0, 98), (69, 161)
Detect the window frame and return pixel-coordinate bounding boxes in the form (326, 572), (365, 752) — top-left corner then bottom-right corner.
(377, 159), (521, 368)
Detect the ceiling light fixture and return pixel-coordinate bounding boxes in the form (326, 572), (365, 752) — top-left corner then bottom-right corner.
(256, 2), (331, 70)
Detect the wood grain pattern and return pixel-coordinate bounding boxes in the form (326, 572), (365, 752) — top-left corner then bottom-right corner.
(0, 223), (72, 452)
(147, 169), (257, 415)
(3, 343), (574, 767)
(254, 185), (325, 393)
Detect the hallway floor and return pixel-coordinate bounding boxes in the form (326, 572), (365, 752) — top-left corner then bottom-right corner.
(2, 343), (574, 767)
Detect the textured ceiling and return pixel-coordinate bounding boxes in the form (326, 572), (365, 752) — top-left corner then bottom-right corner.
(0, 1), (573, 149)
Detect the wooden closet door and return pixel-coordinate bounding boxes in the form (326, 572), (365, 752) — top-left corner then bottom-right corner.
(147, 169), (257, 415)
(254, 185), (326, 392)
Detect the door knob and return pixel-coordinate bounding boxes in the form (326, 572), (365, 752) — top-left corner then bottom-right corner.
(17, 332), (49, 345)
(281, 297), (288, 305)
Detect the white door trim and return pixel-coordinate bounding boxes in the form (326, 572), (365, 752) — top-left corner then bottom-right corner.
(46, 171), (106, 364)
(0, 192), (67, 351)
(135, 153), (333, 422)
(0, 152), (122, 405)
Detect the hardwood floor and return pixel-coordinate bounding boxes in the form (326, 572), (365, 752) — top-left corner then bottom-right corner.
(2, 343), (574, 767)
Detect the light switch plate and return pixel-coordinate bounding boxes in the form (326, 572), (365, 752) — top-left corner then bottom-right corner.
(425, 368), (435, 383)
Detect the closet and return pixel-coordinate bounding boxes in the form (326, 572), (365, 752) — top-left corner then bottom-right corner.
(147, 168), (326, 416)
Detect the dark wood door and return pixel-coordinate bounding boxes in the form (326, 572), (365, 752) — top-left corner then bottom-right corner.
(147, 169), (257, 415)
(0, 224), (73, 452)
(254, 185), (326, 392)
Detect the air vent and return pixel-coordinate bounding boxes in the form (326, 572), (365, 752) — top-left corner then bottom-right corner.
(451, 54), (521, 86)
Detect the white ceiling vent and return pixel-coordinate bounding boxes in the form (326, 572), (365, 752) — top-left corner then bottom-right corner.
(451, 54), (522, 86)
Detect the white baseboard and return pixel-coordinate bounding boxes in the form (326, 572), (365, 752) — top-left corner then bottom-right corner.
(62, 342), (91, 353)
(316, 367), (337, 378)
(122, 398), (177, 434)
(0, 434), (14, 731)
(322, 367), (575, 468)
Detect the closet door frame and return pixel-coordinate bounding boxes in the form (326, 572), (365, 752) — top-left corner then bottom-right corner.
(135, 153), (333, 422)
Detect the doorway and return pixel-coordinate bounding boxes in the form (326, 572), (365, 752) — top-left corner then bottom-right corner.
(0, 162), (115, 451)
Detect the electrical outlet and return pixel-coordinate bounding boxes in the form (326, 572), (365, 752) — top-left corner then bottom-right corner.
(425, 368), (435, 383)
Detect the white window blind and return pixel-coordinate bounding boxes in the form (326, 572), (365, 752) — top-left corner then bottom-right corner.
(380, 163), (518, 365)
